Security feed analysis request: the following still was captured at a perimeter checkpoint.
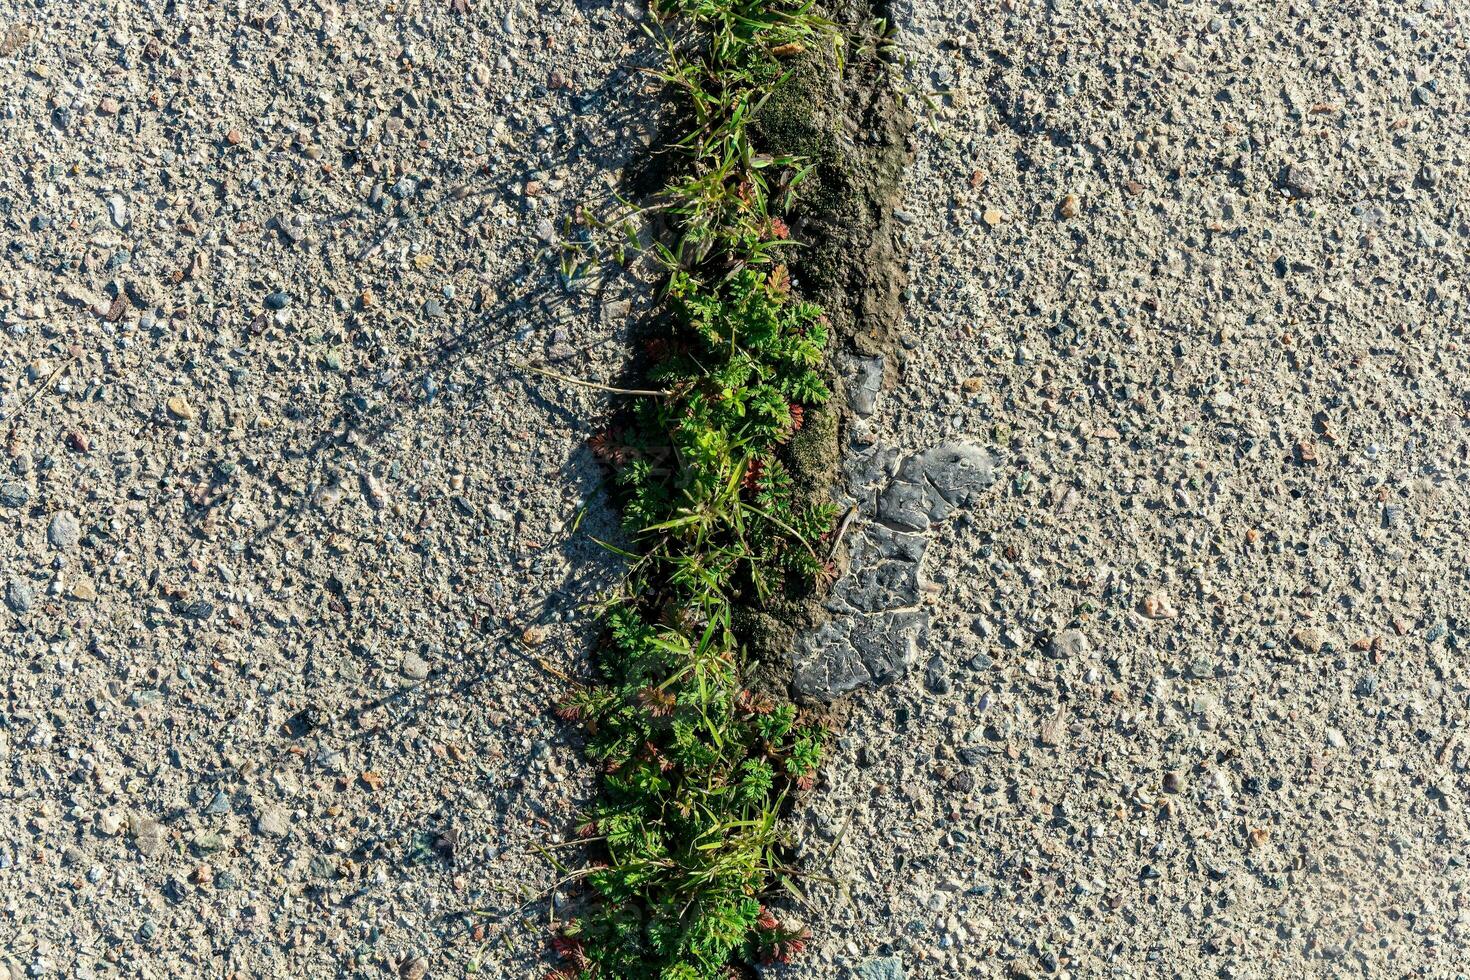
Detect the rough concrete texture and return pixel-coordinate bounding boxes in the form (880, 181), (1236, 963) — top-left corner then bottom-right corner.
(0, 2), (654, 976)
(787, 0), (1470, 977)
(2, 0), (1469, 979)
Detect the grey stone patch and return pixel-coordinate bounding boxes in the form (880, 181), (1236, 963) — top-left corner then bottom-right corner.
(841, 442), (899, 511)
(855, 957), (906, 980)
(256, 807), (290, 839)
(5, 578), (33, 615)
(827, 523), (927, 614)
(203, 790), (232, 816)
(400, 650), (431, 681)
(129, 816), (165, 858)
(846, 355), (885, 416)
(923, 653), (951, 694)
(47, 512), (80, 551)
(1050, 628), (1090, 659)
(877, 441), (1001, 531)
(795, 441), (1001, 700)
(874, 477), (936, 531)
(793, 609), (929, 702)
(0, 482), (28, 508)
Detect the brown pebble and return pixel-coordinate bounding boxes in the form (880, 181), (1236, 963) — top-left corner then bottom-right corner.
(1291, 627), (1326, 654)
(1058, 193), (1080, 219)
(167, 395), (196, 420)
(1139, 593), (1178, 620)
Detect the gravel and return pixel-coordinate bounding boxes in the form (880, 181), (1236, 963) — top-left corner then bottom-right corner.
(2, 0), (1467, 978)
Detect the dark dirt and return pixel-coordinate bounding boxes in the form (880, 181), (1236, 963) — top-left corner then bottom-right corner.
(742, 0), (913, 690)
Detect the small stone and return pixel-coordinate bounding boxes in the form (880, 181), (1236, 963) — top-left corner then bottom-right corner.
(0, 482), (29, 508)
(131, 816), (166, 857)
(69, 577), (97, 602)
(225, 128), (243, 146)
(982, 208), (1005, 227)
(47, 512), (80, 551)
(924, 654), (951, 694)
(264, 290), (291, 310)
(856, 957), (906, 980)
(97, 811), (124, 836)
(1058, 193), (1080, 219)
(398, 956), (428, 980)
(4, 578), (33, 615)
(98, 96), (120, 115)
(1291, 627), (1326, 654)
(256, 807), (290, 838)
(400, 651), (431, 681)
(106, 194), (128, 228)
(1138, 593), (1178, 620)
(1281, 163), (1317, 198)
(167, 395), (196, 420)
(1049, 629), (1090, 658)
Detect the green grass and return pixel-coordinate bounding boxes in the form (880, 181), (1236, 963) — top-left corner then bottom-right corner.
(547, 2), (843, 978)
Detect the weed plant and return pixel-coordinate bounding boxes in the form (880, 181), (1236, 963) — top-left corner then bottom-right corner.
(547, 2), (843, 978)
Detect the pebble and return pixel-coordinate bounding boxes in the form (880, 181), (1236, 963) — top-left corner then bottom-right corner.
(47, 512), (80, 551)
(856, 957), (906, 980)
(1291, 627), (1327, 654)
(105, 194), (128, 228)
(4, 578), (33, 615)
(1138, 593), (1178, 620)
(166, 395), (196, 420)
(400, 650), (431, 681)
(256, 808), (290, 838)
(1049, 628), (1090, 658)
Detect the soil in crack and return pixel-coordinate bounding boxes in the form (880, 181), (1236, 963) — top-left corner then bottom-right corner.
(740, 0), (914, 706)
